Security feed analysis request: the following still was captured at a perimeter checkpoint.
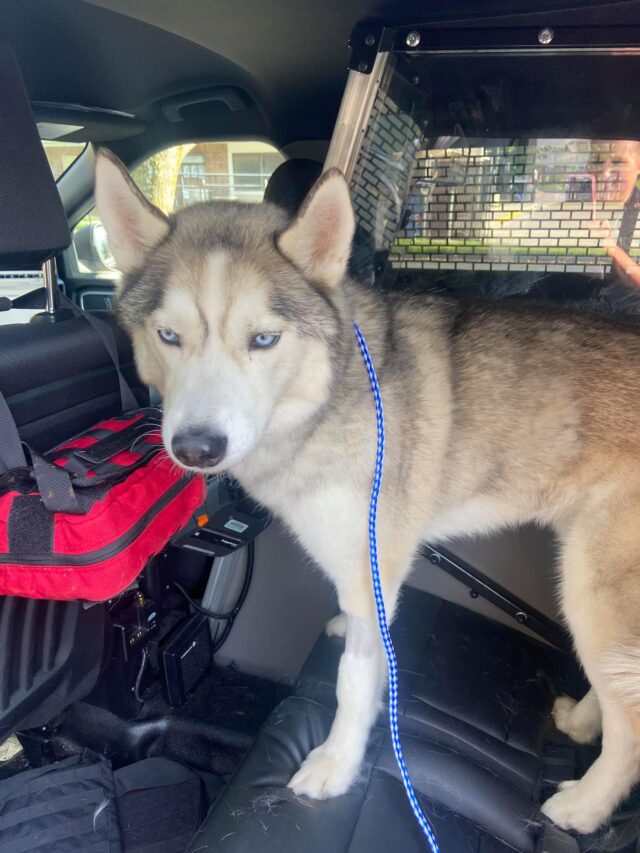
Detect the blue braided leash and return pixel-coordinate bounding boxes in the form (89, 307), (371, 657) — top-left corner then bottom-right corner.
(353, 321), (440, 853)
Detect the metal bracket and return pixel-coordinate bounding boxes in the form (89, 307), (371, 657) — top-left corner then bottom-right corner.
(348, 24), (385, 74)
(422, 543), (572, 652)
(392, 24), (640, 56)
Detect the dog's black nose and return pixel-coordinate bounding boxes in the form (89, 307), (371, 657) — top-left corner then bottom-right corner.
(171, 431), (227, 469)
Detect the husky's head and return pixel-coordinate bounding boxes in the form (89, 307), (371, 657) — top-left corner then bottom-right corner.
(95, 150), (355, 473)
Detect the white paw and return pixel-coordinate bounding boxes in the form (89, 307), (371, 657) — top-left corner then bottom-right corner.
(541, 784), (608, 835)
(558, 779), (579, 791)
(552, 696), (599, 744)
(325, 613), (347, 639)
(288, 744), (358, 799)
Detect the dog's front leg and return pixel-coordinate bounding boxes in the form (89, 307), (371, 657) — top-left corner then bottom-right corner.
(288, 609), (386, 799)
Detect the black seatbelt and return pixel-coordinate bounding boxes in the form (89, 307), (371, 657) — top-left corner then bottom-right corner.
(0, 391), (27, 473)
(58, 293), (138, 411)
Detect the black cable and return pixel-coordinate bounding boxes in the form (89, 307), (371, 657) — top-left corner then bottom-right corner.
(133, 646), (149, 703)
(174, 581), (235, 620)
(212, 615), (235, 653)
(211, 620), (221, 650)
(173, 541), (254, 652)
(213, 541), (254, 652)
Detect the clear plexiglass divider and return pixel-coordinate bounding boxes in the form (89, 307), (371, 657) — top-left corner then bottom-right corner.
(326, 28), (640, 320)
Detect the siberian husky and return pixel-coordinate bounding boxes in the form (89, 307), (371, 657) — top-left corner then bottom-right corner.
(96, 148), (640, 834)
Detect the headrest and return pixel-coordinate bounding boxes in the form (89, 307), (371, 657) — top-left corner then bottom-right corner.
(263, 158), (323, 216)
(0, 44), (71, 266)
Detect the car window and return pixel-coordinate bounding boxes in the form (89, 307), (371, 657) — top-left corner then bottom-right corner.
(41, 139), (86, 181)
(71, 141), (284, 276)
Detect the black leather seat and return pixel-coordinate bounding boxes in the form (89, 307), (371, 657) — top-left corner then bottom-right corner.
(263, 158), (323, 216)
(186, 585), (640, 853)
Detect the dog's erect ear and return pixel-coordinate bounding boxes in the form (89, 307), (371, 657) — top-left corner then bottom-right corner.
(276, 169), (355, 291)
(95, 148), (170, 277)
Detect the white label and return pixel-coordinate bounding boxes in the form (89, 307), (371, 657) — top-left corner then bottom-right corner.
(224, 518), (248, 534)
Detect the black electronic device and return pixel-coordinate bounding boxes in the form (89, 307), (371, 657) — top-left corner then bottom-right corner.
(160, 614), (212, 706)
(175, 477), (271, 557)
(110, 590), (159, 663)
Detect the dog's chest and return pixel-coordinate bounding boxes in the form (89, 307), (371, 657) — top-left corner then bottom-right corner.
(235, 453), (369, 579)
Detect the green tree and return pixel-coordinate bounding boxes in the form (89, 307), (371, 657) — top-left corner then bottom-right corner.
(132, 144), (195, 214)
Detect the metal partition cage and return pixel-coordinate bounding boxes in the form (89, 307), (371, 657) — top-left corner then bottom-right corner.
(326, 24), (640, 319)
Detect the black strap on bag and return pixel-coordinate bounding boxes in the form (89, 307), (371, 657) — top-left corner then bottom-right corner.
(31, 448), (82, 514)
(0, 392), (83, 513)
(0, 399), (163, 514)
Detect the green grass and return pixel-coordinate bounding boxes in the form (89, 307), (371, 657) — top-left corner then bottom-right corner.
(394, 238), (608, 258)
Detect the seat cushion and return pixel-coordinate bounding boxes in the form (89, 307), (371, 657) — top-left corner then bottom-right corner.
(298, 588), (589, 796)
(187, 695), (537, 852)
(187, 587), (638, 853)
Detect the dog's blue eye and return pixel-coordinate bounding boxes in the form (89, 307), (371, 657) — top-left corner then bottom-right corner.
(158, 327), (180, 347)
(250, 332), (280, 350)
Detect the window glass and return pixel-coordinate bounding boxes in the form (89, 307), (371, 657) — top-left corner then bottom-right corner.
(0, 271), (49, 326)
(71, 141), (284, 276)
(41, 140), (86, 181)
(231, 151), (283, 201)
(390, 138), (639, 280)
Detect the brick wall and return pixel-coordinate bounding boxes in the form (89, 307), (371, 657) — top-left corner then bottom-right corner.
(387, 142), (629, 275)
(193, 142), (229, 188)
(350, 85), (636, 276)
(175, 143), (230, 206)
(351, 86), (422, 252)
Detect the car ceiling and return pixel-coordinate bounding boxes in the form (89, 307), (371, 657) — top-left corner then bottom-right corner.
(1, 0), (640, 159)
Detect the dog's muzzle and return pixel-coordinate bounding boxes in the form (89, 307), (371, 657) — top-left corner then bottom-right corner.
(171, 430), (227, 469)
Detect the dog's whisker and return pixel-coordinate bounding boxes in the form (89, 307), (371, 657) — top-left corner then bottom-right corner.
(130, 428), (163, 452)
